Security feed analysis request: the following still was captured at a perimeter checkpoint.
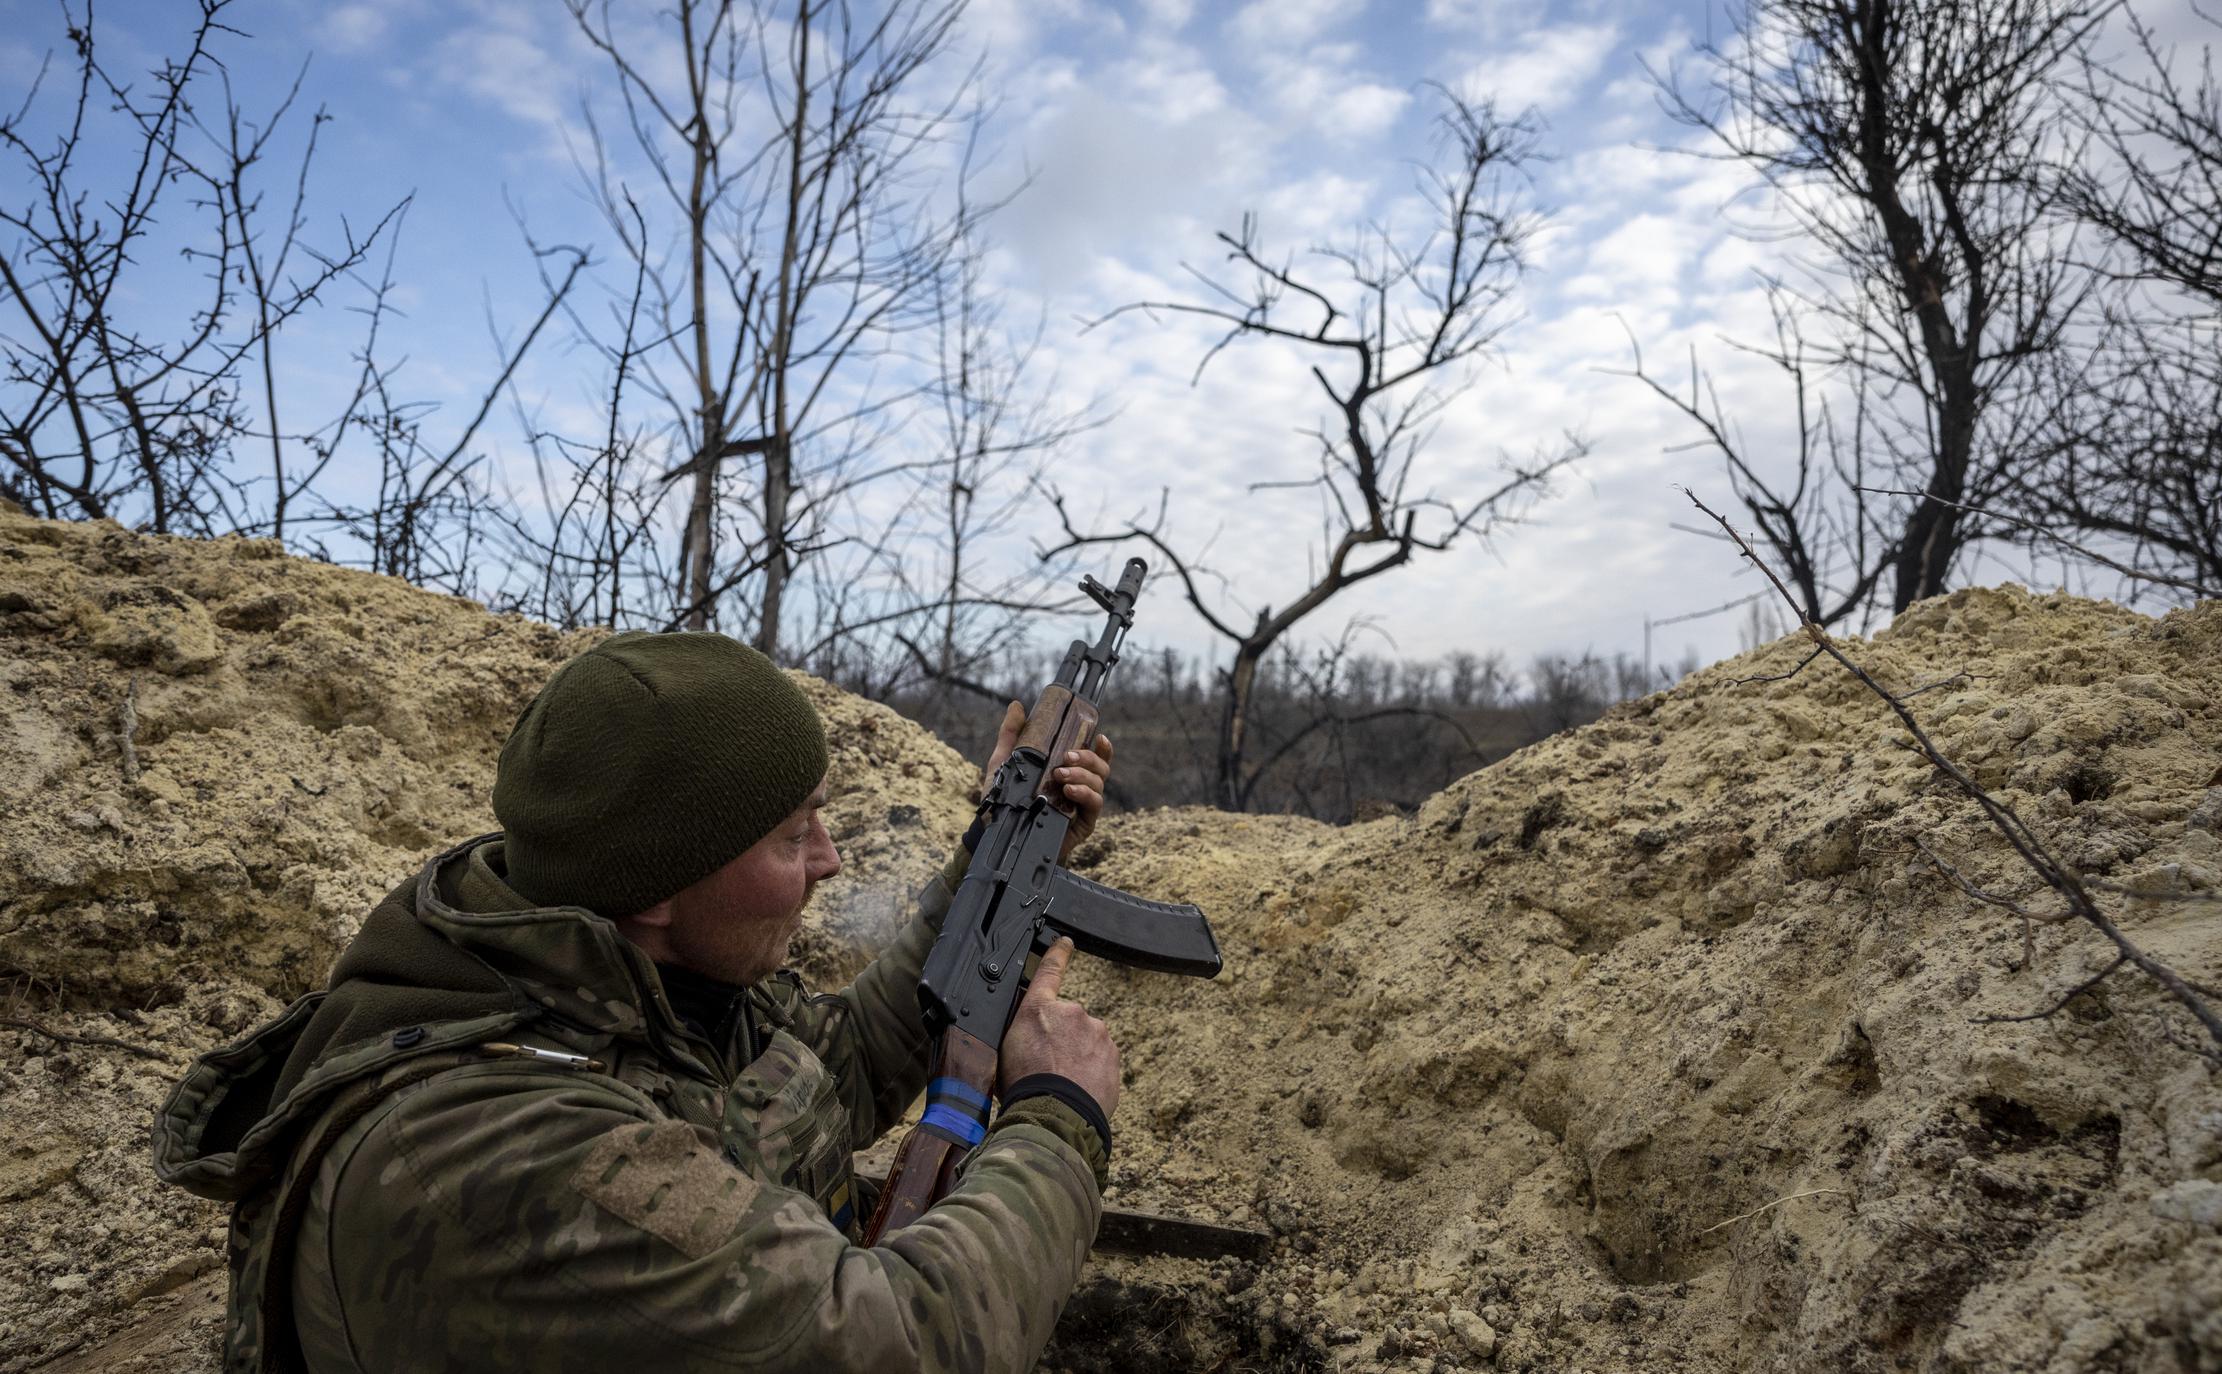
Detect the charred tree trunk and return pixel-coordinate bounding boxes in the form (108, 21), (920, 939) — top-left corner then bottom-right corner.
(1216, 631), (1267, 811)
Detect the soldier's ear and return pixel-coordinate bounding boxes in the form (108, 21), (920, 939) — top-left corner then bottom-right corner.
(619, 897), (676, 932)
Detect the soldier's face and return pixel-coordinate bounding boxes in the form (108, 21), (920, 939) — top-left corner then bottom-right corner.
(663, 777), (841, 984)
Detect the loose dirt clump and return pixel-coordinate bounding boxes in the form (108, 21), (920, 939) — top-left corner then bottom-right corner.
(2, 509), (2217, 1372)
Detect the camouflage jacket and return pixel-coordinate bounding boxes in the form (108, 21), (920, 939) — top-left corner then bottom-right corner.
(153, 834), (1107, 1373)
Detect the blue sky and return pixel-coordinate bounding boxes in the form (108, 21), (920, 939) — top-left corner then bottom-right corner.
(3, 0), (2204, 678)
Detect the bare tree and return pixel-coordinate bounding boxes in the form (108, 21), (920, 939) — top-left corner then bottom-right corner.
(567, 0), (989, 655)
(1649, 0), (2109, 615)
(490, 200), (668, 628)
(1398, 658), (1441, 706)
(2019, 7), (2222, 597)
(0, 2), (397, 535)
(1446, 648), (1512, 709)
(1048, 89), (1582, 809)
(1526, 650), (1610, 736)
(0, 3), (580, 592)
(284, 207), (588, 597)
(1738, 594), (1788, 652)
(1198, 628), (1490, 818)
(2067, 7), (2222, 305)
(2018, 312), (2222, 599)
(1346, 654), (1387, 710)
(1609, 651), (1655, 701)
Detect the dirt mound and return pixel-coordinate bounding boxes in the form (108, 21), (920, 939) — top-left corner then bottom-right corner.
(1061, 587), (2222, 1372)
(2, 511), (2217, 1372)
(0, 511), (977, 1369)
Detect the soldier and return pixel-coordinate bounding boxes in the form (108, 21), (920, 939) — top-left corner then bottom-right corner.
(155, 632), (1122, 1372)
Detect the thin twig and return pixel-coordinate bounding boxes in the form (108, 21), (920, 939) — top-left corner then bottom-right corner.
(1972, 955), (2131, 1025)
(1899, 670), (1980, 701)
(1696, 1188), (1848, 1236)
(1728, 644), (1823, 686)
(1913, 835), (2075, 971)
(0, 1014), (173, 1062)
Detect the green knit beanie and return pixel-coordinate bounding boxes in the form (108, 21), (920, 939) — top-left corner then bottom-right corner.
(494, 631), (828, 916)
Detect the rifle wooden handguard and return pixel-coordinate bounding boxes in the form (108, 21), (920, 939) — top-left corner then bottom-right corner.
(1015, 686), (1099, 809)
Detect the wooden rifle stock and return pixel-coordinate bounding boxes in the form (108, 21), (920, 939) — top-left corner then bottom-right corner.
(861, 1026), (999, 1242)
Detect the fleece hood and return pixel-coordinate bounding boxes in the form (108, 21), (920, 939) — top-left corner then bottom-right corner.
(151, 833), (698, 1203)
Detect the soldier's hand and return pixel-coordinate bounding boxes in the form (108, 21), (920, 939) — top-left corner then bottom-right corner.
(980, 701), (1027, 795)
(999, 939), (1120, 1120)
(1052, 732), (1112, 861)
(979, 701), (1115, 864)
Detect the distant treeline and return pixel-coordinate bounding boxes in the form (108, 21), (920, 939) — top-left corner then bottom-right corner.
(824, 642), (1702, 823)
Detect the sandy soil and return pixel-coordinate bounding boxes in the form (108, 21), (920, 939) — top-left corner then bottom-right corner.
(2, 508), (2216, 1372)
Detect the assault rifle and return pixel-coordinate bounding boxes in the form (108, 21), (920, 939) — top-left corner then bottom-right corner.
(864, 557), (1222, 1241)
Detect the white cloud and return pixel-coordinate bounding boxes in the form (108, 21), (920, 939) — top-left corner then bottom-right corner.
(1256, 171), (1376, 241)
(1138, 0), (1197, 30)
(1241, 42), (1414, 147)
(996, 80), (1268, 288)
(1699, 234), (1769, 287)
(316, 4), (395, 53)
(1456, 22), (1618, 113)
(1323, 81), (1412, 141)
(1424, 0), (1550, 44)
(1541, 137), (1751, 258)
(1225, 0), (1365, 50)
(1590, 213), (1710, 290)
(934, 4), (1828, 671)
(963, 0), (1119, 62)
(1112, 37), (1237, 122)
(429, 13), (586, 148)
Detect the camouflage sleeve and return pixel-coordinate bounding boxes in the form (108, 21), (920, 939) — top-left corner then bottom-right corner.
(297, 1062), (1102, 1374)
(791, 845), (972, 1145)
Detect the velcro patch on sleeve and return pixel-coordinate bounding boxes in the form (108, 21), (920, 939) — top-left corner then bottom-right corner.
(571, 1119), (759, 1259)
